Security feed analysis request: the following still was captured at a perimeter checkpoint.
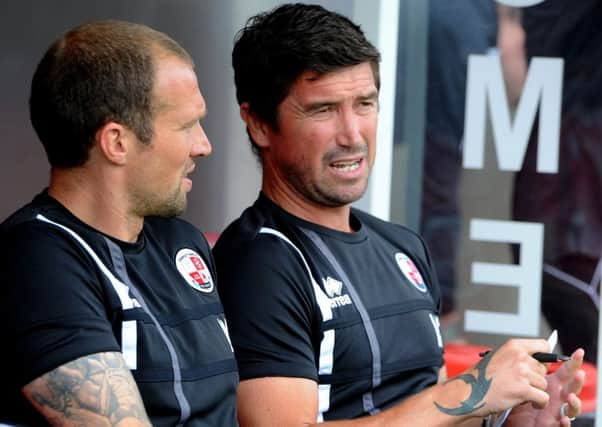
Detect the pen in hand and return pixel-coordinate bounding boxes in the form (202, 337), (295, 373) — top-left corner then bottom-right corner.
(478, 350), (570, 363)
(531, 352), (571, 363)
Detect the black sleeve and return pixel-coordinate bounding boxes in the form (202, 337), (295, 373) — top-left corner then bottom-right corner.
(414, 228), (443, 315)
(0, 222), (120, 387)
(215, 234), (319, 382)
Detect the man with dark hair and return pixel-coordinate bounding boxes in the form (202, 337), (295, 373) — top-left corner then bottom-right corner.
(214, 4), (583, 426)
(0, 20), (238, 426)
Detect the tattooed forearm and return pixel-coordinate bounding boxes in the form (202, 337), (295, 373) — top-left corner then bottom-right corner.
(23, 351), (151, 426)
(434, 351), (493, 416)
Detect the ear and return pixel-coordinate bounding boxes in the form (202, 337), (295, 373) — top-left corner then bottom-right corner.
(240, 103), (271, 148)
(95, 121), (131, 165)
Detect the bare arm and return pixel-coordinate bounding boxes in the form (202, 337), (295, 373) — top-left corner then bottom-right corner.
(237, 376), (483, 427)
(236, 339), (555, 427)
(22, 351), (151, 427)
(497, 4), (527, 105)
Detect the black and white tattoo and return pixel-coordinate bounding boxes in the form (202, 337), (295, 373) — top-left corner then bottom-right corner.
(434, 351), (493, 416)
(23, 351), (151, 426)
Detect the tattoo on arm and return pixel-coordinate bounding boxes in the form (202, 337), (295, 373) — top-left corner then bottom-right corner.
(434, 351), (493, 416)
(23, 351), (151, 426)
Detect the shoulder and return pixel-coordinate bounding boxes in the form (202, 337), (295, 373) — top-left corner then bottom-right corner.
(215, 216), (309, 283)
(213, 200), (294, 261)
(1, 201), (108, 292)
(0, 205), (121, 388)
(1, 193), (50, 236)
(1, 208), (96, 263)
(213, 206), (320, 382)
(1, 192), (103, 253)
(214, 203), (317, 306)
(352, 208), (428, 254)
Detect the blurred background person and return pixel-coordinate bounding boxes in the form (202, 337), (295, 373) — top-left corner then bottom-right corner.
(420, 0), (525, 341)
(513, 0), (602, 364)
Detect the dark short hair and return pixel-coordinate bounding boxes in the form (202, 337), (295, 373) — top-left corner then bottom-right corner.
(30, 20), (193, 168)
(232, 3), (381, 159)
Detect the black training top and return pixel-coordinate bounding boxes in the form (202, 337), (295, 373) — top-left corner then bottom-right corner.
(0, 191), (239, 426)
(214, 193), (443, 421)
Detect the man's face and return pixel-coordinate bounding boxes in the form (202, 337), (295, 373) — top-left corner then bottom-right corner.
(262, 62), (378, 208)
(129, 55), (211, 218)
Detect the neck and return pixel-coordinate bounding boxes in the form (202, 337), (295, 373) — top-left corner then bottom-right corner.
(262, 182), (353, 233)
(48, 167), (143, 243)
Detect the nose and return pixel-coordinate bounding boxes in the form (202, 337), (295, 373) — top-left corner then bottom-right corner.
(336, 107), (362, 147)
(192, 124), (212, 157)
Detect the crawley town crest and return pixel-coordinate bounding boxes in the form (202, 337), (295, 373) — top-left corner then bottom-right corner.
(175, 248), (214, 293)
(395, 252), (427, 293)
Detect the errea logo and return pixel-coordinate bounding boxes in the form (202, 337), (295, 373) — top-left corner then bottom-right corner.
(322, 276), (352, 308)
(324, 276), (343, 297)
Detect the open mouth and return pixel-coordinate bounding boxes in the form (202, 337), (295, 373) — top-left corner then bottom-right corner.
(331, 159), (361, 172)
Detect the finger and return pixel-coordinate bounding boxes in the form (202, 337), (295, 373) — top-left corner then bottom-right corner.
(525, 355), (549, 377)
(525, 386), (550, 409)
(555, 349), (585, 383)
(524, 367), (548, 391)
(563, 368), (586, 397)
(566, 392), (582, 419)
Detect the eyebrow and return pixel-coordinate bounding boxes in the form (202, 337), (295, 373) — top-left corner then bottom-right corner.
(303, 90), (379, 112)
(357, 91), (379, 102)
(183, 111), (206, 128)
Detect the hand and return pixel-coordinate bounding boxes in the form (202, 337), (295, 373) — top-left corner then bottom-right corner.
(482, 339), (551, 414)
(434, 339), (550, 418)
(505, 348), (585, 427)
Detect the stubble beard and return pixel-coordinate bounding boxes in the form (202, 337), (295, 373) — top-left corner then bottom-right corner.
(133, 186), (187, 218)
(286, 162), (370, 208)
(292, 145), (371, 208)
